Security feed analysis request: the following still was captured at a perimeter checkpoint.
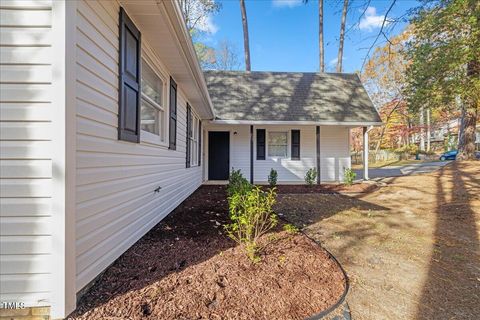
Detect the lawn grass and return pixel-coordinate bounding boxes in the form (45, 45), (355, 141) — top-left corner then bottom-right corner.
(351, 158), (441, 169)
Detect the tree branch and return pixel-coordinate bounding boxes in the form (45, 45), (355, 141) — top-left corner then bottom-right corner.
(360, 0), (397, 72)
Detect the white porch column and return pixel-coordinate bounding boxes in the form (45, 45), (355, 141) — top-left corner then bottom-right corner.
(363, 126), (369, 180)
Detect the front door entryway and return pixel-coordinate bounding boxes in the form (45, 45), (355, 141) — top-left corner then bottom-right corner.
(208, 131), (230, 180)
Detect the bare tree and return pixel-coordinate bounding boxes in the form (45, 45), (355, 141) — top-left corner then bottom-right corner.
(239, 0), (251, 71)
(213, 40), (241, 70)
(179, 0), (221, 34)
(337, 0), (349, 72)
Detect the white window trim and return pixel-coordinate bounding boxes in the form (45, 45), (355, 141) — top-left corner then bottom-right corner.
(139, 53), (168, 147)
(267, 130), (289, 159)
(189, 109), (200, 167)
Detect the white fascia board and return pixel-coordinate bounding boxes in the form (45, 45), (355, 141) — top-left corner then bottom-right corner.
(160, 0), (215, 119)
(209, 120), (383, 126)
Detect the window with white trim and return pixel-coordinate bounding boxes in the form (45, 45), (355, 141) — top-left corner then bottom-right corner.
(268, 131), (288, 157)
(189, 113), (200, 166)
(140, 59), (165, 141)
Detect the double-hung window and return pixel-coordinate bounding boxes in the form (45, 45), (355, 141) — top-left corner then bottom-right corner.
(268, 131), (288, 157)
(189, 114), (200, 166)
(140, 59), (166, 142)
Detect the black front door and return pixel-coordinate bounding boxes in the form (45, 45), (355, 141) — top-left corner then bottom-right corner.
(208, 131), (230, 180)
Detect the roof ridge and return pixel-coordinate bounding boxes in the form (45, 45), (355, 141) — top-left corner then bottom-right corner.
(203, 70), (358, 76)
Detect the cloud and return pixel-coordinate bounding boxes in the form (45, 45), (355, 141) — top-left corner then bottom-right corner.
(272, 0), (302, 8)
(328, 57), (347, 70)
(328, 57), (348, 66)
(329, 58), (339, 67)
(196, 15), (218, 34)
(359, 7), (387, 32)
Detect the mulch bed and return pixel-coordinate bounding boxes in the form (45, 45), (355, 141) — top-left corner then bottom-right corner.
(70, 185), (346, 320)
(272, 183), (377, 194)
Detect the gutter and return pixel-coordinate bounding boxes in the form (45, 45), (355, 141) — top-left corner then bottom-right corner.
(159, 0), (215, 119)
(209, 120), (383, 126)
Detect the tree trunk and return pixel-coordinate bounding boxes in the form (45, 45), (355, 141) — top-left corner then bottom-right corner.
(426, 108), (431, 151)
(457, 103), (478, 160)
(319, 0), (324, 72)
(239, 0), (251, 71)
(419, 106), (425, 151)
(457, 59), (479, 160)
(336, 0), (348, 72)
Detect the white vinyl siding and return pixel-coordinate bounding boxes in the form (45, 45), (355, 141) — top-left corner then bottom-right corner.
(0, 0), (53, 307)
(255, 126), (316, 182)
(74, 0), (203, 292)
(205, 124), (251, 179)
(320, 126), (351, 182)
(204, 124), (350, 183)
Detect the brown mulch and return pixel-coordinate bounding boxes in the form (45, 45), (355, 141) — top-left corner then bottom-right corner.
(272, 182), (377, 194)
(70, 185), (346, 320)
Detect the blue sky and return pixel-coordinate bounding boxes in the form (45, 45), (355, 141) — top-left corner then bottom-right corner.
(199, 0), (419, 73)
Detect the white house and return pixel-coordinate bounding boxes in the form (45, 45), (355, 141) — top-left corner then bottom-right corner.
(0, 1), (380, 318)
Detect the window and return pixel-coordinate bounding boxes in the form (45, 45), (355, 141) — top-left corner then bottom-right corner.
(268, 132), (288, 157)
(140, 60), (165, 141)
(188, 111), (200, 167)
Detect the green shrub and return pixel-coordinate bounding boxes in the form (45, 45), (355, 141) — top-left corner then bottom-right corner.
(224, 186), (278, 261)
(343, 167), (356, 186)
(283, 223), (299, 234)
(227, 169), (251, 197)
(268, 168), (278, 187)
(418, 150), (436, 156)
(305, 168), (317, 186)
(394, 144), (419, 156)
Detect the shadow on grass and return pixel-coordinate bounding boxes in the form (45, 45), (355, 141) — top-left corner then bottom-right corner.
(415, 162), (480, 319)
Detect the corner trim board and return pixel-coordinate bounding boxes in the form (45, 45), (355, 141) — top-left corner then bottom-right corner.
(316, 126), (321, 184)
(250, 125), (254, 183)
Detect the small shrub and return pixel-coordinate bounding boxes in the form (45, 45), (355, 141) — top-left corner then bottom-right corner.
(283, 223), (299, 234)
(394, 144), (418, 156)
(305, 168), (317, 186)
(227, 169), (251, 197)
(343, 167), (356, 186)
(224, 186), (278, 261)
(268, 168), (278, 187)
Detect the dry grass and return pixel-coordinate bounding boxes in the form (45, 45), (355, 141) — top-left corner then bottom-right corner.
(276, 161), (480, 320)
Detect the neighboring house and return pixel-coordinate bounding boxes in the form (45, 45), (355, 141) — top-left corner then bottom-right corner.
(476, 125), (480, 151)
(0, 1), (379, 319)
(421, 118), (480, 151)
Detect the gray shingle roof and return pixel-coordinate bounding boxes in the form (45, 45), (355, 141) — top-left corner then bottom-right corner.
(204, 71), (381, 124)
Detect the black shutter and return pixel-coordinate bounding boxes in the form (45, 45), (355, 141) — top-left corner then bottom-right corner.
(198, 121), (202, 166)
(169, 77), (177, 149)
(186, 103), (191, 168)
(118, 8), (141, 143)
(291, 130), (300, 160)
(256, 129), (266, 160)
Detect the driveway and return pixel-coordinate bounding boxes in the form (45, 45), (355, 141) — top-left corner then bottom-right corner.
(354, 161), (450, 180)
(276, 161), (480, 320)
